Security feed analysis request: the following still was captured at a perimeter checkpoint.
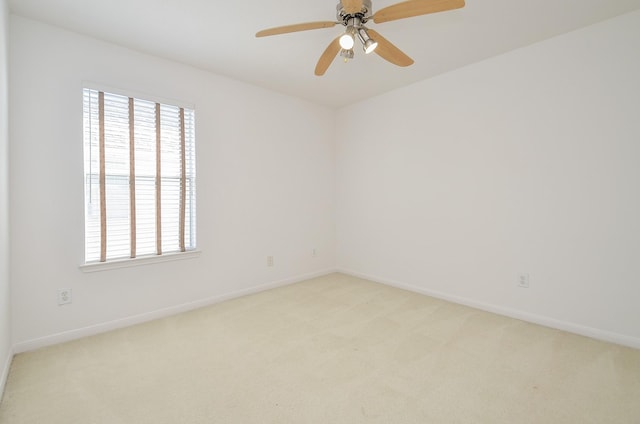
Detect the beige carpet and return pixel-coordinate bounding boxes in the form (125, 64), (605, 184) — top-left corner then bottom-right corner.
(1, 273), (639, 423)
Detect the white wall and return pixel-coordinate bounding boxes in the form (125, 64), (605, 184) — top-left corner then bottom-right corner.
(0, 0), (12, 393)
(9, 16), (335, 350)
(336, 10), (640, 347)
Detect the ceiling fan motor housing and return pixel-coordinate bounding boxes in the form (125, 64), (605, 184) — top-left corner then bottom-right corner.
(337, 0), (373, 24)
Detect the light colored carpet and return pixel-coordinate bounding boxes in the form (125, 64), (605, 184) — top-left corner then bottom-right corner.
(1, 273), (639, 423)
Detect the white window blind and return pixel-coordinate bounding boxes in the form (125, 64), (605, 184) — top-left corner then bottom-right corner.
(83, 88), (196, 263)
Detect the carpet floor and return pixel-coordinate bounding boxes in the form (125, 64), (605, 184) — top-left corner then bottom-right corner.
(1, 273), (639, 423)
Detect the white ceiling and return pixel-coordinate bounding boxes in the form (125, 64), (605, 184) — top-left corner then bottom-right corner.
(9, 0), (640, 108)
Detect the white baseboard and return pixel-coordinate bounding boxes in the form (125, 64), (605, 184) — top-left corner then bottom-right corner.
(13, 268), (337, 354)
(14, 267), (637, 354)
(338, 268), (640, 350)
(0, 346), (13, 404)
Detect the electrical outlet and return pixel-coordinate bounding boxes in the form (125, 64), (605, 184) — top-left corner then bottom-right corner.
(312, 248), (317, 257)
(267, 256), (274, 267)
(517, 273), (530, 288)
(58, 288), (72, 305)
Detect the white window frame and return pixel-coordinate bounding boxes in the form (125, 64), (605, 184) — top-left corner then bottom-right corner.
(81, 85), (198, 271)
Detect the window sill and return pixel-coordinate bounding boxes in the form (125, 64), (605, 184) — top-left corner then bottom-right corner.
(80, 250), (201, 273)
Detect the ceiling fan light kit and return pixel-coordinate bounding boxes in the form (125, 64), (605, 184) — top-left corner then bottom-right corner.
(340, 48), (355, 60)
(357, 28), (378, 54)
(256, 0), (465, 76)
(339, 28), (355, 49)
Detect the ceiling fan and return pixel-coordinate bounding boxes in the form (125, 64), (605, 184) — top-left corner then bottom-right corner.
(256, 0), (465, 76)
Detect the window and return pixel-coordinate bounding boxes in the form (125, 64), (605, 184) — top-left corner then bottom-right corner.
(83, 88), (196, 263)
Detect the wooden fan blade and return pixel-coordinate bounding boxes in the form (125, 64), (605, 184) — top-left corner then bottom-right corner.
(367, 29), (414, 67)
(342, 0), (364, 14)
(373, 0), (465, 24)
(256, 21), (337, 37)
(315, 37), (342, 76)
